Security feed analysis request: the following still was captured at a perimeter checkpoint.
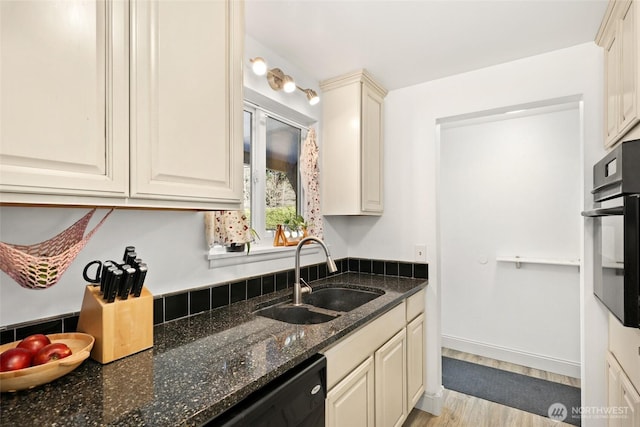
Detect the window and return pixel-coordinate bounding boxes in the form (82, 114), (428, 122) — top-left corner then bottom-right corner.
(244, 104), (306, 245)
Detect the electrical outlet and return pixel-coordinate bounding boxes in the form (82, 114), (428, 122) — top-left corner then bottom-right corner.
(414, 244), (427, 262)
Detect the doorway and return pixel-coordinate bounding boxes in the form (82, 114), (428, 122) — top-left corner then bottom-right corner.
(438, 99), (582, 378)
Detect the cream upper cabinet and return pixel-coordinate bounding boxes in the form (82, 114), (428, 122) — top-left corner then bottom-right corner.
(0, 0), (243, 210)
(130, 0), (243, 207)
(0, 0), (129, 199)
(320, 70), (387, 215)
(597, 0), (640, 149)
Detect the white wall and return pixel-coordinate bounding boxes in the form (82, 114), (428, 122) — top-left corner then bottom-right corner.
(440, 105), (581, 377)
(348, 42), (608, 421)
(0, 35), (349, 328)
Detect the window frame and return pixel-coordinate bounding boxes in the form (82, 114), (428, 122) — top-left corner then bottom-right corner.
(244, 102), (308, 246)
(208, 102), (316, 266)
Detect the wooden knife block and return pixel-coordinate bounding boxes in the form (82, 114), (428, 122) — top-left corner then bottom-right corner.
(77, 285), (153, 364)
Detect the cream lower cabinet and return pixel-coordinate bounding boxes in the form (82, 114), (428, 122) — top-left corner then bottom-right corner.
(375, 329), (407, 427)
(608, 315), (640, 427)
(606, 352), (640, 427)
(326, 356), (375, 427)
(0, 0), (243, 210)
(323, 288), (426, 427)
(407, 313), (426, 410)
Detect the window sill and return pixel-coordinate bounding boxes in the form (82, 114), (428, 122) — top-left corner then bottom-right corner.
(207, 244), (320, 269)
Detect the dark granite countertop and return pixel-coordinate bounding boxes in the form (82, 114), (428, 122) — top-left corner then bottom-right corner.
(0, 273), (426, 426)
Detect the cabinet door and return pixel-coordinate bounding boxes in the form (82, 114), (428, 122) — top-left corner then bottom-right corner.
(607, 352), (623, 427)
(326, 356), (374, 427)
(0, 0), (129, 199)
(360, 83), (384, 213)
(620, 374), (640, 427)
(604, 24), (621, 148)
(375, 329), (407, 427)
(619, 1), (638, 136)
(130, 0), (243, 207)
(407, 315), (425, 412)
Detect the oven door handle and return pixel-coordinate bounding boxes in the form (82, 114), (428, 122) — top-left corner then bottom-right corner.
(581, 206), (624, 217)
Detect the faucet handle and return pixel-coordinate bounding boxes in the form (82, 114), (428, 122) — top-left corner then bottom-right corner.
(300, 278), (312, 294)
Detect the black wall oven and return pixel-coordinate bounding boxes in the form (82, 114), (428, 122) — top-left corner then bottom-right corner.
(582, 139), (640, 328)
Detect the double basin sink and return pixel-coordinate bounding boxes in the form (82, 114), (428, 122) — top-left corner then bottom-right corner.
(255, 285), (384, 324)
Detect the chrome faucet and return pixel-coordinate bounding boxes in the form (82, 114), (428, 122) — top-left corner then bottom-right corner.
(293, 236), (338, 306)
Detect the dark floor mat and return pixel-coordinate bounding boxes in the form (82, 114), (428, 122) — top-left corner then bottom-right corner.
(442, 356), (581, 426)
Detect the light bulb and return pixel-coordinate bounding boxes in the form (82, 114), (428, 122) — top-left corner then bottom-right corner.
(306, 89), (320, 105)
(251, 57), (267, 76)
(283, 75), (296, 93)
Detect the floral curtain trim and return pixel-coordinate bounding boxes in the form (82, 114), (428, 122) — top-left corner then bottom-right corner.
(204, 211), (251, 247)
(300, 127), (323, 239)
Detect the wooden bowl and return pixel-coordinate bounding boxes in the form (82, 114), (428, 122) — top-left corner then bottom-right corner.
(0, 332), (94, 392)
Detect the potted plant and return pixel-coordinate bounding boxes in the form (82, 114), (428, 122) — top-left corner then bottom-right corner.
(283, 214), (308, 238)
(273, 213), (311, 246)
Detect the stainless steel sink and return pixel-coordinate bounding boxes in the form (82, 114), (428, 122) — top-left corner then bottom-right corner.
(256, 304), (339, 324)
(303, 286), (383, 312)
(255, 286), (385, 325)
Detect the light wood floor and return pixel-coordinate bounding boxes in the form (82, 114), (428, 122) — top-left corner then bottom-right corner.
(403, 348), (580, 427)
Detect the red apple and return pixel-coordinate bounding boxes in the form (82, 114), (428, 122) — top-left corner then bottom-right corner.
(0, 348), (33, 372)
(16, 334), (51, 355)
(32, 343), (72, 366)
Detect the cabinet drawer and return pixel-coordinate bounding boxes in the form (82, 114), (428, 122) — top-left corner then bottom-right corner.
(322, 302), (405, 390)
(609, 314), (640, 390)
(406, 289), (425, 322)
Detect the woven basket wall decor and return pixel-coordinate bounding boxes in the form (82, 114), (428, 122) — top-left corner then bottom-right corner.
(0, 208), (113, 290)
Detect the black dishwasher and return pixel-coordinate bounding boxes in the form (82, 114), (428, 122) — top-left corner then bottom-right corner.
(206, 354), (327, 427)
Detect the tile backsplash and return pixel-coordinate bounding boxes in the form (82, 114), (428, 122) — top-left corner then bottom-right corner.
(0, 257), (427, 344)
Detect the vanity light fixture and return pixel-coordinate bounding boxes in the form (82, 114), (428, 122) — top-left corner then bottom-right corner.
(250, 57), (320, 105)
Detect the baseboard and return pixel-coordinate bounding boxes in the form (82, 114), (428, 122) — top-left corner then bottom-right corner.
(414, 386), (444, 416)
(442, 334), (581, 379)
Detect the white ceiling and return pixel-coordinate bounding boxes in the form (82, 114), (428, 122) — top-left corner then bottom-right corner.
(245, 0), (609, 91)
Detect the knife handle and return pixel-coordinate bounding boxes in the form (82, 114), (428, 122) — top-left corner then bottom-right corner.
(123, 246), (136, 261)
(132, 264), (148, 297)
(99, 261), (114, 294)
(125, 252), (138, 266)
(129, 259), (143, 293)
(103, 266), (116, 301)
(107, 269), (123, 303)
(119, 266), (136, 300)
(116, 264), (130, 299)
